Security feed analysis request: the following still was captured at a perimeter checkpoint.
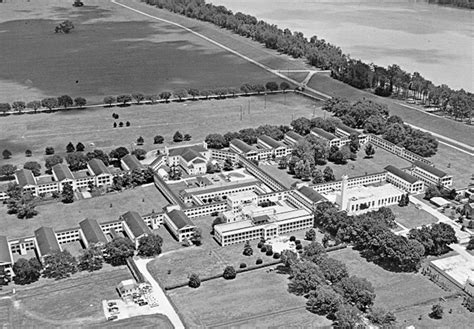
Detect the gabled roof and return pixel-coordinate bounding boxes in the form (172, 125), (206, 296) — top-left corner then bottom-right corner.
(15, 169), (36, 187)
(230, 139), (255, 154)
(259, 135), (284, 149)
(385, 165), (420, 184)
(34, 227), (60, 256)
(121, 154), (143, 171)
(298, 186), (326, 203)
(311, 128), (338, 141)
(337, 123), (361, 136)
(413, 161), (447, 178)
(167, 209), (194, 230)
(0, 236), (12, 265)
(168, 144), (207, 158)
(121, 211), (151, 238)
(285, 131), (303, 141)
(52, 164), (74, 181)
(79, 218), (108, 245)
(88, 159), (110, 176)
(180, 148), (203, 162)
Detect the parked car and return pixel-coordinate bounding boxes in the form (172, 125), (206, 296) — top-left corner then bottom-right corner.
(107, 315), (118, 321)
(138, 301), (148, 306)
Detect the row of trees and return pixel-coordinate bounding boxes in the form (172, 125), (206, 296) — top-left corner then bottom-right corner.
(322, 98), (438, 157)
(0, 96), (87, 115)
(143, 0), (472, 121)
(12, 234), (163, 285)
(284, 241), (396, 327)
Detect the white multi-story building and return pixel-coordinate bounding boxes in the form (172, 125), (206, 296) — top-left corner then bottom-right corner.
(410, 161), (453, 188)
(284, 131), (304, 146)
(310, 128), (342, 148)
(335, 124), (368, 145)
(163, 142), (211, 175)
(257, 135), (291, 158)
(385, 165), (424, 194)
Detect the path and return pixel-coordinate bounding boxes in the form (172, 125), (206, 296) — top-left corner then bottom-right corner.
(409, 196), (472, 243)
(111, 0), (472, 157)
(134, 258), (185, 329)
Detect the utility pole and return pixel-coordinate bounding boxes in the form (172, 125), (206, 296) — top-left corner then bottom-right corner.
(248, 100), (250, 114)
(264, 93), (267, 109)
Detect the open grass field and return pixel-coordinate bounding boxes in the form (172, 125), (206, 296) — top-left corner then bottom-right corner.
(0, 93), (318, 170)
(330, 248), (449, 312)
(390, 204), (439, 229)
(0, 0), (282, 105)
(0, 267), (172, 328)
(167, 267), (331, 328)
(147, 215), (286, 288)
(0, 184), (168, 239)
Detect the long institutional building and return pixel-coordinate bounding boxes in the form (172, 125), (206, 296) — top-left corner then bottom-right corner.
(0, 128), (455, 270)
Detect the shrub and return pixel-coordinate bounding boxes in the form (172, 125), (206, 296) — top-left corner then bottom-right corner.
(266, 250), (273, 256)
(261, 246), (267, 252)
(223, 266), (236, 280)
(290, 236), (296, 242)
(296, 244), (303, 250)
(273, 252), (281, 259)
(257, 241), (263, 248)
(295, 240), (302, 245)
(256, 258), (263, 265)
(188, 273), (201, 288)
(239, 263), (247, 269)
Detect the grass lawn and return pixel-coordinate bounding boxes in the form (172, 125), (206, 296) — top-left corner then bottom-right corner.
(0, 93), (317, 171)
(0, 267), (172, 328)
(390, 204), (439, 229)
(147, 215), (291, 288)
(0, 0), (280, 104)
(330, 248), (449, 311)
(167, 268), (332, 328)
(394, 296), (474, 328)
(0, 184), (168, 239)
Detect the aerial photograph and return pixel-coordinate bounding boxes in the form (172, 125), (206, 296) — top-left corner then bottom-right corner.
(0, 0), (473, 328)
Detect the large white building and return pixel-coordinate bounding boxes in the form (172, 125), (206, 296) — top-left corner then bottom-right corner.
(385, 165), (424, 194)
(410, 161), (453, 188)
(163, 142), (211, 175)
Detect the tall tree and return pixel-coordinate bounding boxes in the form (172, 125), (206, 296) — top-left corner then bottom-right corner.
(57, 95), (73, 109)
(42, 250), (78, 279)
(61, 182), (74, 203)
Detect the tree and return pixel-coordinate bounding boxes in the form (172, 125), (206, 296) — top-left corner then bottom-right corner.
(12, 101), (26, 113)
(103, 96), (116, 106)
(42, 250), (78, 279)
(265, 81), (279, 91)
(291, 117), (312, 135)
(243, 241), (253, 256)
(430, 304), (444, 319)
(78, 246), (104, 272)
(318, 257), (348, 283)
(205, 134), (227, 149)
(2, 149), (12, 159)
(136, 136), (144, 146)
(41, 98), (58, 110)
(173, 131), (184, 142)
(191, 228), (202, 246)
(154, 135), (164, 144)
(188, 273), (201, 288)
(159, 91), (172, 102)
(306, 285), (343, 317)
(126, 121), (130, 127)
(12, 258), (42, 285)
(305, 228), (316, 241)
(0, 103), (11, 114)
(45, 146), (55, 155)
(62, 182), (74, 203)
(132, 148), (147, 160)
(425, 185), (442, 200)
(368, 307), (397, 326)
(86, 149), (110, 165)
(281, 250), (298, 268)
(187, 88), (200, 99)
(467, 236), (474, 250)
(312, 168), (324, 184)
(289, 260), (325, 295)
(57, 95), (73, 109)
(66, 142), (75, 153)
(302, 241), (327, 265)
(212, 217), (225, 233)
(146, 94), (159, 104)
(184, 133), (192, 141)
(104, 238), (135, 266)
(280, 81), (291, 91)
(223, 266), (237, 280)
(365, 143), (375, 158)
(174, 89), (188, 101)
(137, 234), (163, 257)
(323, 166), (335, 182)
(117, 94), (132, 105)
(132, 93), (145, 104)
(45, 155), (63, 171)
(76, 142), (85, 152)
(335, 275), (375, 311)
(25, 149), (32, 157)
(109, 147), (129, 160)
(26, 100), (41, 113)
(334, 304), (361, 328)
(74, 97), (86, 108)
(55, 20), (74, 33)
(24, 161), (41, 176)
(0, 164), (16, 178)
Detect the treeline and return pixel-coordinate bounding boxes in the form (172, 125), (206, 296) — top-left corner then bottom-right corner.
(315, 203), (456, 272)
(142, 0), (473, 121)
(205, 124), (291, 148)
(428, 0), (474, 9)
(322, 98), (438, 157)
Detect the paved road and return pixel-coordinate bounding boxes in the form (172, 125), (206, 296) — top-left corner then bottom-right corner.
(134, 258), (185, 329)
(112, 0), (472, 157)
(409, 196), (472, 243)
